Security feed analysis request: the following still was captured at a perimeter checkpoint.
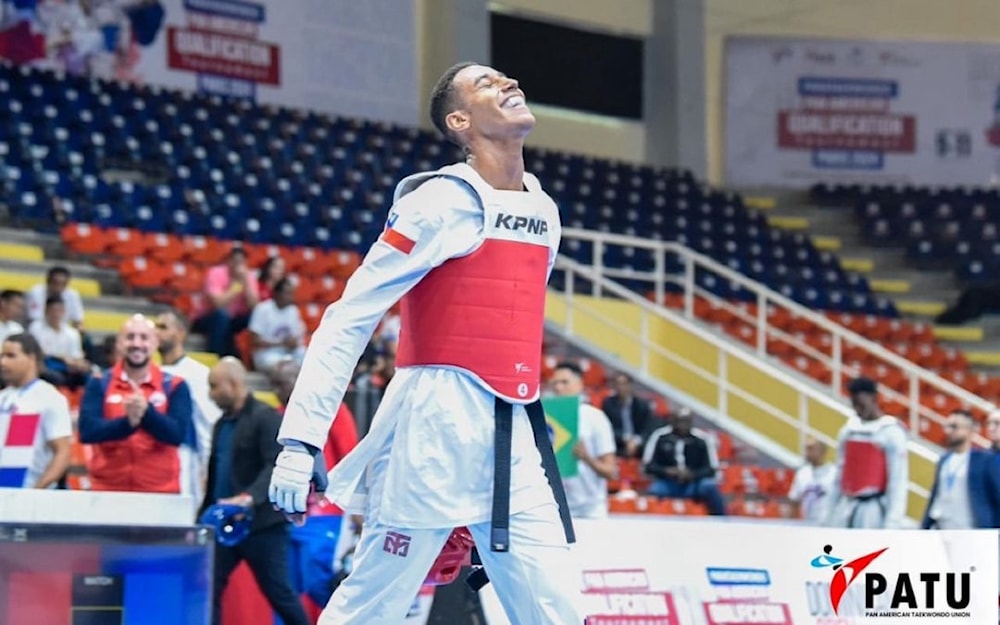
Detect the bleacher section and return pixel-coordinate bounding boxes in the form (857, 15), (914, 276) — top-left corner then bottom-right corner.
(3, 60), (986, 522)
(1, 61), (893, 318)
(811, 183), (1000, 283)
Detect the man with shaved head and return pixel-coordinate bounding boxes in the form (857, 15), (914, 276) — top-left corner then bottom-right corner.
(202, 357), (309, 625)
(78, 314), (195, 494)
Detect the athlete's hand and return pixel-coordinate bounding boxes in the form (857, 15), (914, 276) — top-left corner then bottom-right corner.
(270, 441), (315, 525)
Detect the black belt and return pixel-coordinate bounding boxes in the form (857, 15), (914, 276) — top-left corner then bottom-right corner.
(466, 397), (576, 592)
(847, 493), (886, 528)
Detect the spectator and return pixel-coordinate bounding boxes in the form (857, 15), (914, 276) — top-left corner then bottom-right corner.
(548, 361), (617, 519)
(643, 407), (726, 515)
(274, 359), (358, 473)
(601, 372), (653, 458)
(826, 376), (909, 529)
(0, 289), (25, 343)
(248, 278), (305, 375)
(986, 410), (1000, 453)
(787, 437), (836, 524)
(157, 309), (222, 511)
(257, 256), (286, 302)
(95, 332), (124, 371)
(274, 358), (362, 618)
(25, 266), (85, 328)
(922, 410), (1000, 529)
(30, 295), (90, 388)
(78, 314), (194, 493)
(0, 333), (72, 488)
(194, 246), (259, 357)
(201, 357), (310, 625)
(377, 308), (401, 354)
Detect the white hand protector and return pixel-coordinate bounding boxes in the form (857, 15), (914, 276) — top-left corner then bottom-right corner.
(269, 441), (315, 515)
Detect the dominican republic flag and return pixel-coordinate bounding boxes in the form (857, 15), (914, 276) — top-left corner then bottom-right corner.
(380, 212), (417, 254)
(0, 412), (40, 487)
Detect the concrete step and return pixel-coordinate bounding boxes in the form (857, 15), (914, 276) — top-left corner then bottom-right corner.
(750, 195), (966, 323)
(0, 256), (122, 288)
(0, 227), (70, 262)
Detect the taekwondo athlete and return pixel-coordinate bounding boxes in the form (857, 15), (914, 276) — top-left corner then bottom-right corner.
(826, 377), (910, 529)
(268, 62), (583, 625)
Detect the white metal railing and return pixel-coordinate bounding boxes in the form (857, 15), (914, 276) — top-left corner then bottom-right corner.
(560, 227), (994, 449)
(549, 253), (935, 509)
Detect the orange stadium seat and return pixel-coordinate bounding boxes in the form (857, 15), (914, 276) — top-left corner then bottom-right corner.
(183, 235), (231, 267)
(106, 228), (151, 260)
(146, 232), (187, 264)
(119, 256), (170, 290)
(60, 223), (114, 257)
(609, 497), (639, 514)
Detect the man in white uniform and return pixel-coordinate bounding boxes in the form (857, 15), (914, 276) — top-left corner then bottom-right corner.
(826, 377), (909, 529)
(0, 333), (72, 488)
(269, 62), (582, 625)
(549, 361), (618, 519)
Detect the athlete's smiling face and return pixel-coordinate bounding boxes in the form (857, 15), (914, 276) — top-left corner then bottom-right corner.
(447, 65), (534, 144)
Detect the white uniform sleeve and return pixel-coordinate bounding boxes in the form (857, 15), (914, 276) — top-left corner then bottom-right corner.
(881, 421), (910, 529)
(788, 465), (807, 501)
(42, 386), (73, 442)
(824, 426), (848, 527)
(277, 178), (482, 448)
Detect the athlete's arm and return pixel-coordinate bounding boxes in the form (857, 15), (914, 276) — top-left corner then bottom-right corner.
(882, 422), (910, 529)
(277, 179), (482, 449)
(823, 427), (848, 526)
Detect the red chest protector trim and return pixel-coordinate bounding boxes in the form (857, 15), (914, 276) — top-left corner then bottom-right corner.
(393, 164), (559, 403)
(89, 363), (183, 494)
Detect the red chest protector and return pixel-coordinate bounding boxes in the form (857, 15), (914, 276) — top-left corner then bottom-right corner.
(393, 164), (559, 403)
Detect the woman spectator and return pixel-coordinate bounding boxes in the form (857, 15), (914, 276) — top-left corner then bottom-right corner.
(257, 256), (286, 302)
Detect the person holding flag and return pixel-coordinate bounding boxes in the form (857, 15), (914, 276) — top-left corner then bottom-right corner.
(548, 361), (618, 519)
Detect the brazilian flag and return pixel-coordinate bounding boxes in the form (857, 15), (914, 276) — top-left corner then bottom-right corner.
(542, 395), (579, 478)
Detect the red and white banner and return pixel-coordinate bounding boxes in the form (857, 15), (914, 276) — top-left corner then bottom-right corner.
(482, 516), (998, 625)
(0, 0), (420, 126)
(725, 35), (1000, 188)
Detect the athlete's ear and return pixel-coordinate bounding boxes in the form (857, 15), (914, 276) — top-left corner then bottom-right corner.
(446, 109), (470, 136)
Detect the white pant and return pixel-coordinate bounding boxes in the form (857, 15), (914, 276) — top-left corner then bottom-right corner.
(318, 440), (582, 624)
(845, 497), (887, 529)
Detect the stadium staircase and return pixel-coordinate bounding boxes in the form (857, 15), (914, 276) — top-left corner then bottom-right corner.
(761, 185), (1000, 373)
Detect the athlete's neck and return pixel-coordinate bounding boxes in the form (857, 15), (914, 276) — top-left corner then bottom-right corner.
(467, 143), (526, 191)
